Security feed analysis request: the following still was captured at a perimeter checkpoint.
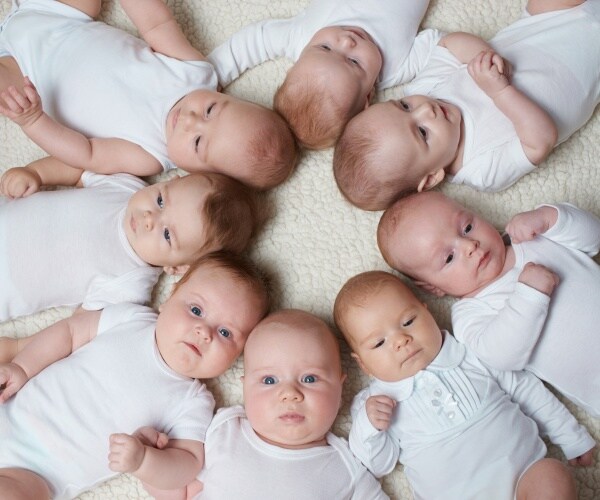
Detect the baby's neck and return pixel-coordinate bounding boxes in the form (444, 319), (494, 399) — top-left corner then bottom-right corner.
(446, 118), (466, 176)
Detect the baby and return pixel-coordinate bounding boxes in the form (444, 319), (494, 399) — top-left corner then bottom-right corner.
(207, 0), (430, 148)
(378, 191), (600, 417)
(334, 270), (595, 500)
(0, 252), (270, 499)
(0, 0), (297, 189)
(0, 157), (261, 323)
(334, 0), (600, 210)
(142, 309), (389, 500)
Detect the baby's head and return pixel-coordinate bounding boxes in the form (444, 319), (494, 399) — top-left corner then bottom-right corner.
(377, 191), (507, 298)
(334, 271), (442, 382)
(274, 26), (382, 149)
(242, 309), (346, 449)
(124, 172), (262, 272)
(166, 90), (297, 189)
(155, 251), (271, 380)
(334, 96), (463, 210)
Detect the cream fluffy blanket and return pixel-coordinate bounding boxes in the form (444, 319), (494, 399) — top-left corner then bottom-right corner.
(1, 0), (599, 498)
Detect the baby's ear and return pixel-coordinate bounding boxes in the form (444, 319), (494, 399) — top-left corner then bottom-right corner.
(351, 352), (371, 376)
(163, 264), (190, 276)
(417, 168), (445, 192)
(414, 280), (446, 297)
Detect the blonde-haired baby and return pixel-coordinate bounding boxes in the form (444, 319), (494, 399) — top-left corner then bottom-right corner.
(0, 0), (296, 189)
(378, 191), (600, 418)
(334, 270), (595, 500)
(0, 156), (261, 323)
(334, 0), (600, 210)
(0, 252), (270, 499)
(208, 0), (431, 149)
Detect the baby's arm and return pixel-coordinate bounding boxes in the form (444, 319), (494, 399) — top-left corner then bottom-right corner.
(0, 310), (101, 402)
(496, 368), (595, 465)
(0, 156), (83, 199)
(109, 432), (204, 490)
(118, 0), (205, 61)
(349, 391), (400, 477)
(467, 50), (557, 165)
(438, 32), (498, 65)
(0, 78), (162, 176)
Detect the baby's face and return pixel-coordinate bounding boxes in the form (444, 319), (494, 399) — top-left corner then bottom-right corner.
(155, 263), (265, 379)
(166, 90), (263, 181)
(294, 26), (382, 113)
(124, 174), (213, 268)
(243, 317), (345, 449)
(361, 96), (463, 189)
(344, 281), (442, 382)
(383, 192), (507, 297)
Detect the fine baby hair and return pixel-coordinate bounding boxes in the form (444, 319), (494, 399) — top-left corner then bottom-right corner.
(333, 269), (595, 500)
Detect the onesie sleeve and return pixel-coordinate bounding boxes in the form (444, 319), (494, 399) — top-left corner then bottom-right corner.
(348, 388), (400, 477)
(540, 203), (600, 256)
(493, 368), (595, 460)
(452, 289), (550, 371)
(163, 382), (216, 443)
(207, 17), (293, 87)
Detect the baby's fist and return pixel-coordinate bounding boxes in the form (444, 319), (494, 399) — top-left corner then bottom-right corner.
(0, 167), (42, 199)
(568, 446), (595, 467)
(0, 77), (43, 128)
(505, 206), (558, 244)
(108, 433), (145, 473)
(518, 262), (559, 296)
(467, 50), (509, 98)
(366, 395), (396, 431)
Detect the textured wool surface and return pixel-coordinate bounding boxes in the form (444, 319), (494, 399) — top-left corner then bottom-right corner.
(0, 0), (598, 498)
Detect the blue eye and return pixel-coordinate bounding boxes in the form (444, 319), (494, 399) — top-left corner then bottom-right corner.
(191, 306), (203, 317)
(418, 126), (427, 140)
(302, 375), (316, 383)
(400, 100), (409, 111)
(374, 339), (385, 349)
(163, 228), (171, 243)
(402, 317), (415, 327)
(445, 253), (454, 265)
(218, 327), (231, 338)
(263, 376), (277, 385)
(348, 57), (359, 66)
(157, 194), (164, 208)
(464, 223), (473, 235)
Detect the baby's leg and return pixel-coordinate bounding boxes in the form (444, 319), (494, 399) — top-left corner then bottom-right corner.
(0, 468), (51, 500)
(516, 458), (576, 500)
(0, 57), (24, 93)
(0, 337), (34, 364)
(526, 0), (585, 15)
(56, 0), (101, 18)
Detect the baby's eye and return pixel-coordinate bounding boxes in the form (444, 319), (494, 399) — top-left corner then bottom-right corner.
(399, 100), (409, 111)
(262, 376), (277, 385)
(194, 136), (201, 153)
(348, 57), (360, 66)
(418, 126), (428, 140)
(190, 305), (204, 317)
(302, 374), (317, 383)
(318, 44), (331, 51)
(157, 194), (164, 209)
(218, 327), (231, 338)
(402, 317), (415, 327)
(445, 253), (454, 265)
(374, 339), (385, 349)
(206, 103), (215, 117)
(163, 228), (171, 243)
(464, 223), (473, 235)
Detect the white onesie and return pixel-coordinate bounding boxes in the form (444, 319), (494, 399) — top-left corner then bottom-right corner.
(0, 303), (215, 499)
(0, 172), (161, 322)
(349, 332), (594, 500)
(0, 0), (218, 171)
(208, 0), (430, 89)
(196, 405), (389, 500)
(402, 1), (600, 191)
(452, 203), (600, 417)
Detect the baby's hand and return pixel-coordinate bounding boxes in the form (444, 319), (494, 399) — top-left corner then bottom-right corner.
(0, 167), (42, 199)
(0, 77), (43, 128)
(505, 206), (558, 244)
(568, 446), (595, 467)
(108, 433), (145, 473)
(0, 362), (29, 403)
(467, 50), (510, 98)
(365, 395), (396, 431)
(132, 426), (169, 450)
(518, 262), (559, 296)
